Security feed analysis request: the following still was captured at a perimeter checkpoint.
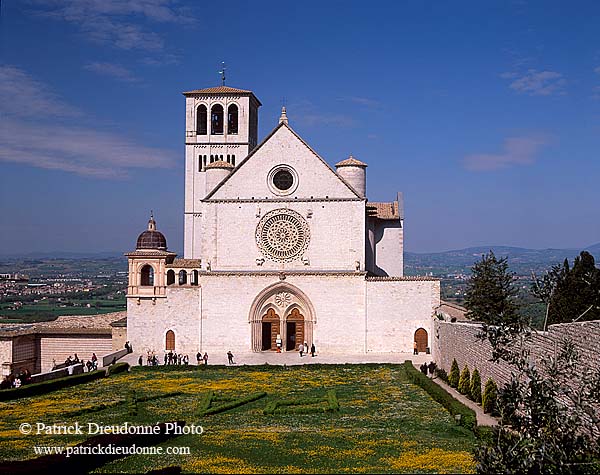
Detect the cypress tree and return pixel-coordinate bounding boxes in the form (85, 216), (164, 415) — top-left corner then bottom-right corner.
(547, 251), (600, 325)
(482, 378), (498, 414)
(464, 251), (520, 325)
(470, 368), (482, 403)
(448, 358), (460, 388)
(458, 365), (471, 395)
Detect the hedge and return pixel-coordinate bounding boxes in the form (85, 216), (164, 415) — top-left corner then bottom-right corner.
(0, 370), (105, 401)
(107, 362), (129, 376)
(201, 391), (267, 416)
(263, 390), (340, 415)
(404, 361), (477, 431)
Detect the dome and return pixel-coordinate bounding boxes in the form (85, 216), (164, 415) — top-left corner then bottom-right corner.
(136, 214), (167, 250)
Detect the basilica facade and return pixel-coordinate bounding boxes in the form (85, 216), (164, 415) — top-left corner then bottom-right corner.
(125, 85), (439, 356)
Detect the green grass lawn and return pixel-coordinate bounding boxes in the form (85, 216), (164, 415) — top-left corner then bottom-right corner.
(0, 364), (477, 473)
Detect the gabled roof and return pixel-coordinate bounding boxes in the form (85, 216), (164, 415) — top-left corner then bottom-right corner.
(203, 122), (364, 200)
(182, 86), (262, 105)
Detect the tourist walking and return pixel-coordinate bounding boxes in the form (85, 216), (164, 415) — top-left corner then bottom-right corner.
(196, 351), (202, 365)
(413, 341), (418, 355)
(227, 351), (234, 365)
(299, 343), (304, 357)
(203, 352), (209, 365)
(138, 355), (143, 366)
(310, 343), (316, 357)
(428, 361), (436, 377)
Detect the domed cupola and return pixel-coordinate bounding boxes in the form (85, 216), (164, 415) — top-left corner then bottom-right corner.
(136, 213), (167, 250)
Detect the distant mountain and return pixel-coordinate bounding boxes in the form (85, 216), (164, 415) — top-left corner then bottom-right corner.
(0, 251), (124, 259)
(405, 244), (600, 277)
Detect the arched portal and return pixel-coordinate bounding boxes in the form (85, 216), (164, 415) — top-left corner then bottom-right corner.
(166, 330), (175, 351)
(414, 328), (428, 353)
(285, 308), (304, 351)
(166, 270), (175, 285)
(261, 308), (280, 351)
(249, 283), (316, 352)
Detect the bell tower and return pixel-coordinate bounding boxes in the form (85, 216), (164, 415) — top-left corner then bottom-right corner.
(183, 81), (261, 258)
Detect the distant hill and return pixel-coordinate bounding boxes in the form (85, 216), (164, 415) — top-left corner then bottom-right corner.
(405, 243), (600, 277)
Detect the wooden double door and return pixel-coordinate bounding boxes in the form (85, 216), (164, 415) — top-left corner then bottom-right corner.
(261, 308), (304, 351)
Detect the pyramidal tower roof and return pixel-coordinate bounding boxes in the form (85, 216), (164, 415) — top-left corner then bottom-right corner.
(182, 86), (261, 105)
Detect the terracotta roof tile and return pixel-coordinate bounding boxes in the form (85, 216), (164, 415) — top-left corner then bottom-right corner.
(182, 86), (253, 95)
(169, 259), (202, 268)
(205, 160), (234, 169)
(335, 156), (367, 167)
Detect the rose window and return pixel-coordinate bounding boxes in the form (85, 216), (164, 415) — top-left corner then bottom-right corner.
(256, 209), (310, 262)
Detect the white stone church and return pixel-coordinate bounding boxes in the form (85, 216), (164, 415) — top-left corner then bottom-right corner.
(125, 84), (440, 356)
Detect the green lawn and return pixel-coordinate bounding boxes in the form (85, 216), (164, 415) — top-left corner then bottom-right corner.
(0, 364), (477, 473)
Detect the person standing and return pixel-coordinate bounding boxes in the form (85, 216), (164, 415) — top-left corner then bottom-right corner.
(413, 341), (418, 355)
(138, 355), (143, 366)
(299, 343), (304, 357)
(196, 351), (202, 365)
(203, 352), (209, 365)
(310, 343), (316, 357)
(227, 351), (234, 365)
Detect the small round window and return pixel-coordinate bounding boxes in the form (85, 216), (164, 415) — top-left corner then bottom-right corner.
(267, 165), (298, 196)
(273, 170), (294, 191)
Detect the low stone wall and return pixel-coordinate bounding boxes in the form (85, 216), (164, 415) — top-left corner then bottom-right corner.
(30, 363), (84, 384)
(433, 319), (600, 388)
(102, 348), (129, 367)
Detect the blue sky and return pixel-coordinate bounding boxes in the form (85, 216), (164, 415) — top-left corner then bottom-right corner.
(1, 0), (599, 255)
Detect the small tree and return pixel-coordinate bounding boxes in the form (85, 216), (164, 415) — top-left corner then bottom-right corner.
(464, 251), (521, 325)
(482, 378), (497, 414)
(470, 368), (482, 403)
(458, 365), (471, 395)
(476, 324), (600, 474)
(448, 358), (460, 388)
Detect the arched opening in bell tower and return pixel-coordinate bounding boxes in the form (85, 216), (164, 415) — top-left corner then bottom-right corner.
(140, 265), (154, 286)
(196, 105), (207, 135)
(227, 104), (238, 134)
(211, 104), (224, 135)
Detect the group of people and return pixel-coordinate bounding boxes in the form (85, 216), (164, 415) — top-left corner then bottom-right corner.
(420, 361), (437, 377)
(298, 342), (316, 357)
(196, 352), (209, 365)
(138, 351), (193, 366)
(0, 369), (32, 389)
(54, 353), (99, 372)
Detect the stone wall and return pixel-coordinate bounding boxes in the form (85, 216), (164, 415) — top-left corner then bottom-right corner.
(39, 335), (113, 373)
(433, 319), (600, 388)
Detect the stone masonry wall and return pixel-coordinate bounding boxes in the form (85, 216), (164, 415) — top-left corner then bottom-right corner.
(433, 319), (600, 389)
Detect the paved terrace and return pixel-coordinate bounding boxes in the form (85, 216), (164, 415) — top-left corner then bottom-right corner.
(120, 350), (433, 367)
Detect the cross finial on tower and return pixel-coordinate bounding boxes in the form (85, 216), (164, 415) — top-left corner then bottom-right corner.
(148, 210), (156, 231)
(218, 62), (226, 86)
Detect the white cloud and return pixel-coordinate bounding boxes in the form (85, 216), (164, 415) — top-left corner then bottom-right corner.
(0, 65), (80, 118)
(503, 69), (566, 96)
(594, 66), (600, 75)
(339, 96), (382, 108)
(28, 0), (194, 52)
(463, 136), (550, 172)
(0, 119), (176, 179)
(84, 62), (139, 82)
(0, 65), (175, 178)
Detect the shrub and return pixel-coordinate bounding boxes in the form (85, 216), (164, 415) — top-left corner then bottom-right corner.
(0, 370), (105, 401)
(482, 378), (498, 414)
(201, 392), (266, 416)
(127, 390), (138, 416)
(458, 365), (471, 395)
(404, 361), (477, 431)
(448, 359), (460, 388)
(470, 368), (482, 403)
(435, 367), (448, 383)
(107, 362), (129, 375)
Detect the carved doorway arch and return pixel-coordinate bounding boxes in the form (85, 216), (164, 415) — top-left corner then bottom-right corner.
(249, 283), (315, 352)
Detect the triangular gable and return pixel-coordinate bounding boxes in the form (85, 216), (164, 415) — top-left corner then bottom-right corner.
(205, 123), (362, 200)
